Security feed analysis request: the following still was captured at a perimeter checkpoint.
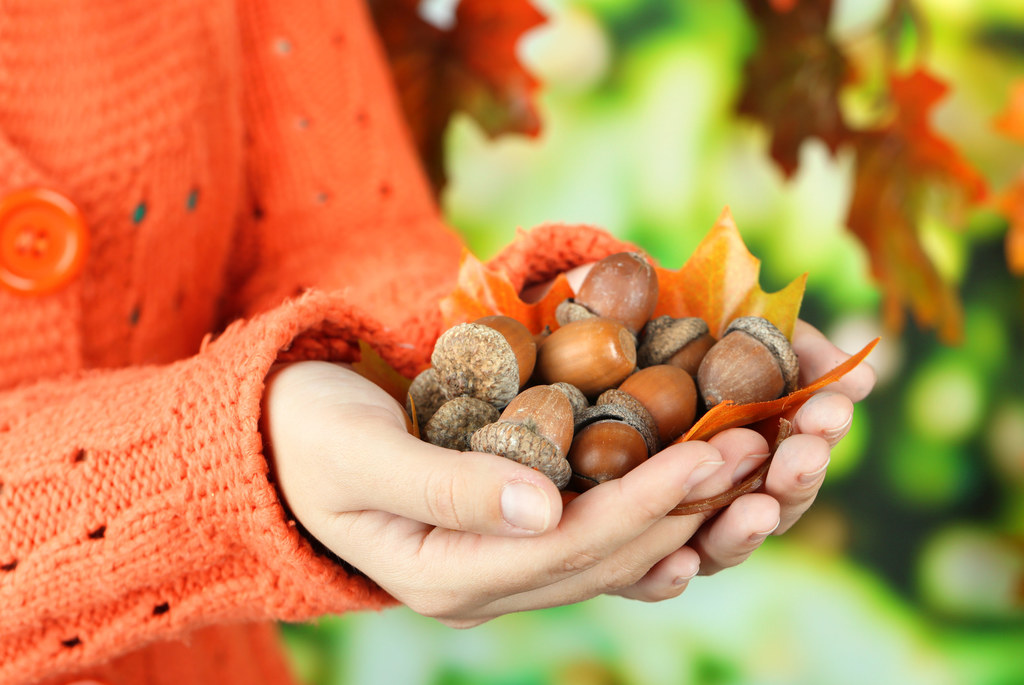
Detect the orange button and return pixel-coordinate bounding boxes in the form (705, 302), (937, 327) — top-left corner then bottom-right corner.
(0, 188), (89, 295)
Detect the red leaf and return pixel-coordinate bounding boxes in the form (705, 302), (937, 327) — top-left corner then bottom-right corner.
(846, 68), (987, 344)
(994, 81), (1024, 275)
(737, 0), (850, 177)
(371, 0), (545, 191)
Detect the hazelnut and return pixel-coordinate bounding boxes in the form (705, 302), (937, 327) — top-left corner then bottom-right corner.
(567, 420), (649, 492)
(697, 316), (799, 407)
(535, 317), (637, 399)
(423, 397), (500, 451)
(616, 365), (698, 444)
(471, 385), (575, 488)
(569, 252), (659, 335)
(431, 317), (537, 409)
(637, 316), (715, 376)
(406, 367), (446, 424)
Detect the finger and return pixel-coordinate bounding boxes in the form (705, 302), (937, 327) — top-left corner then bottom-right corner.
(792, 319), (876, 402)
(679, 428), (772, 509)
(793, 391), (855, 446)
(690, 493), (780, 575)
(764, 433), (831, 533)
(612, 546), (702, 602)
(339, 424), (565, 537)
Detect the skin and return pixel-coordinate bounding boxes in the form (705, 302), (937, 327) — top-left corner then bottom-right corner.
(261, 318), (876, 626)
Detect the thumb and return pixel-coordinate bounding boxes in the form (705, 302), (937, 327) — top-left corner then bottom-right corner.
(339, 422), (564, 536)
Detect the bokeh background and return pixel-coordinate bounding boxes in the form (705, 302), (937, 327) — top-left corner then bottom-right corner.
(282, 0), (1024, 682)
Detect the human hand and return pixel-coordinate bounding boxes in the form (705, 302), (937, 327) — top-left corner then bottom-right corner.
(261, 361), (773, 626)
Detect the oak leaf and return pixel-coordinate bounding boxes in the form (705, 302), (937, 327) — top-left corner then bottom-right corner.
(653, 207), (807, 340)
(846, 69), (987, 344)
(737, 0), (850, 177)
(370, 0), (545, 192)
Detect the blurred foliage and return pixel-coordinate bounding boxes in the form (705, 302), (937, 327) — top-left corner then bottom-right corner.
(285, 0), (1024, 683)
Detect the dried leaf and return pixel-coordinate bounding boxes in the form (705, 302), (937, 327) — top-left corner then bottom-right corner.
(674, 337), (879, 444)
(439, 249), (575, 334)
(351, 340), (413, 405)
(846, 69), (987, 344)
(737, 0), (850, 177)
(653, 208), (806, 339)
(371, 0), (545, 191)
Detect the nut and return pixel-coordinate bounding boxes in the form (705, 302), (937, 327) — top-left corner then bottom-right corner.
(535, 317), (637, 399)
(697, 316), (799, 408)
(474, 315), (537, 387)
(423, 396), (500, 451)
(551, 382), (589, 421)
(616, 365), (698, 444)
(567, 420), (649, 492)
(470, 385), (575, 488)
(574, 401), (659, 456)
(431, 317), (537, 408)
(571, 252), (659, 335)
(637, 316), (715, 376)
(406, 367), (447, 424)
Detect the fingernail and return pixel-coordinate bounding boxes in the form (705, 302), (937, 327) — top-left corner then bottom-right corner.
(798, 459), (830, 486)
(748, 519), (781, 544)
(823, 414), (854, 445)
(673, 561), (700, 586)
(732, 454), (770, 482)
(685, 460), (725, 489)
(501, 481), (550, 533)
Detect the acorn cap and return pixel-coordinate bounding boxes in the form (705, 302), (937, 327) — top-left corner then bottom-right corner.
(551, 382), (589, 421)
(573, 401), (659, 456)
(638, 316), (710, 368)
(431, 323), (521, 408)
(554, 298), (596, 327)
(471, 422), (572, 489)
(596, 388), (661, 452)
(406, 367), (447, 424)
(724, 316), (799, 394)
(424, 396), (500, 451)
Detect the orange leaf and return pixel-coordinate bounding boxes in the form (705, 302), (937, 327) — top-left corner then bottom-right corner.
(674, 337), (879, 444)
(995, 81), (1024, 142)
(439, 249), (575, 334)
(371, 0), (545, 192)
(351, 340), (413, 405)
(653, 208), (806, 339)
(846, 69), (987, 344)
(737, 0), (850, 177)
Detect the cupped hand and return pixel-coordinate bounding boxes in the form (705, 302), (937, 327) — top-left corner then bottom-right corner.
(261, 361), (768, 626)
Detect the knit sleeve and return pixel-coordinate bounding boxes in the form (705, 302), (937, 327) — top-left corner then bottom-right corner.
(0, 292), (418, 684)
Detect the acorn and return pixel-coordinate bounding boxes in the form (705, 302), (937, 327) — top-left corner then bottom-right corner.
(556, 252), (659, 335)
(423, 397), (500, 451)
(471, 385), (575, 488)
(697, 316), (799, 408)
(431, 316), (537, 409)
(406, 367), (447, 424)
(615, 364), (698, 444)
(567, 420), (649, 492)
(535, 317), (637, 399)
(637, 316), (716, 376)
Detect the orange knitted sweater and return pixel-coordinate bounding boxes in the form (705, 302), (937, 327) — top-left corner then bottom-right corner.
(0, 2), (633, 684)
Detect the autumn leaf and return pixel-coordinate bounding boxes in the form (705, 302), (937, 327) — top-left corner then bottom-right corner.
(439, 249), (575, 334)
(737, 0), (851, 177)
(370, 0), (545, 192)
(653, 207), (807, 340)
(994, 81), (1024, 275)
(846, 68), (987, 344)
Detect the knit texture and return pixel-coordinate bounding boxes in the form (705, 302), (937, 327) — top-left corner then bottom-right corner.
(0, 1), (635, 684)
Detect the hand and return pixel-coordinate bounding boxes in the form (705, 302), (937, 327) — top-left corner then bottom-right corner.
(666, 319), (877, 578)
(261, 361), (771, 626)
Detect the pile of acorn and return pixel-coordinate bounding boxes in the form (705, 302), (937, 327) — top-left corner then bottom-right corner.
(407, 252), (799, 491)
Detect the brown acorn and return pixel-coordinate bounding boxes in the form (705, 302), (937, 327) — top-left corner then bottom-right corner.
(697, 316), (799, 408)
(616, 364), (698, 444)
(567, 420), (649, 492)
(423, 397), (500, 451)
(471, 385), (575, 488)
(535, 317), (637, 399)
(557, 252), (659, 335)
(637, 316), (715, 376)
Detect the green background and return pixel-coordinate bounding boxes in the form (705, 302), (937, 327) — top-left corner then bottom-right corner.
(283, 0), (1024, 682)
